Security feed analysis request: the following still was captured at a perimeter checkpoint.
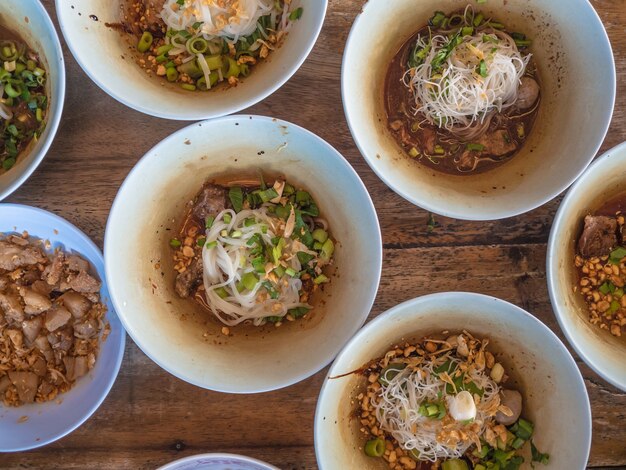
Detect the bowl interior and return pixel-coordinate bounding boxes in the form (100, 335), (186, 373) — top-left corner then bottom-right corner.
(0, 204), (125, 452)
(105, 115), (381, 393)
(55, 0), (326, 120)
(0, 1), (65, 201)
(343, 0), (614, 220)
(315, 293), (590, 469)
(548, 142), (626, 391)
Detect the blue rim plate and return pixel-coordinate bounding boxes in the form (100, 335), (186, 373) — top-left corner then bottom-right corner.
(0, 204), (125, 452)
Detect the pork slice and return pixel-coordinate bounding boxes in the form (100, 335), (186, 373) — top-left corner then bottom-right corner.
(32, 355), (48, 377)
(0, 292), (24, 323)
(6, 329), (23, 349)
(44, 306), (72, 332)
(60, 291), (92, 319)
(0, 375), (10, 393)
(174, 257), (204, 299)
(578, 215), (618, 258)
(0, 276), (7, 290)
(68, 271), (101, 294)
(43, 251), (64, 286)
(31, 280), (53, 296)
(34, 335), (53, 362)
(0, 241), (47, 271)
(21, 316), (43, 344)
(73, 318), (99, 339)
(7, 371), (38, 403)
(64, 355), (89, 382)
(192, 184), (228, 224)
(478, 129), (517, 157)
(20, 287), (52, 315)
(66, 255), (90, 273)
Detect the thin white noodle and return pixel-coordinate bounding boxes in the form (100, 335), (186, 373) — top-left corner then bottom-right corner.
(406, 18), (530, 140)
(372, 355), (500, 462)
(201, 207), (317, 326)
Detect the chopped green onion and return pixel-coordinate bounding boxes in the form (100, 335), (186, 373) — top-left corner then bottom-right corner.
(229, 186), (244, 213)
(205, 216), (215, 228)
(430, 11), (447, 28)
(320, 239), (334, 262)
(466, 142), (485, 152)
(531, 440), (550, 465)
(289, 7), (303, 21)
(241, 272), (258, 291)
(314, 274), (329, 284)
(312, 228), (328, 243)
(473, 12), (484, 26)
(196, 237), (206, 247)
(169, 238), (182, 248)
(223, 213), (232, 224)
(205, 241), (217, 249)
(441, 459), (469, 470)
(609, 246), (626, 264)
(181, 83), (196, 91)
(166, 67), (179, 82)
(408, 147), (420, 158)
(364, 438), (385, 458)
(285, 267), (297, 277)
(137, 31), (153, 53)
(478, 59), (488, 78)
(462, 26), (474, 36)
(215, 287), (229, 299)
(434, 145), (445, 155)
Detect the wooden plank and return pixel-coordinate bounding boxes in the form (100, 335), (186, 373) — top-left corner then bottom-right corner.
(1, 0), (624, 468)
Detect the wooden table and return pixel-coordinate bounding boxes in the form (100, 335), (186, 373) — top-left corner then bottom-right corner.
(2, 1), (625, 468)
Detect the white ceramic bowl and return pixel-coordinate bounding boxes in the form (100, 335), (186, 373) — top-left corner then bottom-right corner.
(548, 141), (626, 391)
(55, 0), (326, 120)
(105, 115), (382, 393)
(0, 204), (125, 452)
(342, 0), (615, 220)
(315, 292), (591, 469)
(0, 1), (65, 201)
(157, 453), (279, 470)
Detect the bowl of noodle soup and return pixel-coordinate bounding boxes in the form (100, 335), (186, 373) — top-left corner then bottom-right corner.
(314, 293), (591, 470)
(104, 115), (382, 393)
(343, 0), (615, 220)
(55, 0), (327, 120)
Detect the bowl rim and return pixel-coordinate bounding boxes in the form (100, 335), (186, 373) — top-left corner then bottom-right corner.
(54, 0), (328, 121)
(547, 140), (626, 392)
(156, 453), (280, 470)
(313, 291), (592, 467)
(0, 1), (66, 201)
(0, 203), (126, 452)
(340, 0), (616, 221)
(104, 114), (383, 393)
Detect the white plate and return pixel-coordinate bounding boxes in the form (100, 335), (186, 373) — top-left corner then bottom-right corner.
(0, 204), (125, 451)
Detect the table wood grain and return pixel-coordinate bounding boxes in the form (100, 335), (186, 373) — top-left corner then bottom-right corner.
(2, 1), (625, 468)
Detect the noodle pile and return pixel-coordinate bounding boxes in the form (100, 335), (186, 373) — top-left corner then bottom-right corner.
(201, 206), (312, 326)
(405, 7), (531, 140)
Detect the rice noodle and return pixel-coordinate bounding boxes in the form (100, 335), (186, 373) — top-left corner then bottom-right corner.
(160, 0), (287, 42)
(201, 207), (312, 326)
(406, 24), (530, 139)
(372, 355), (501, 462)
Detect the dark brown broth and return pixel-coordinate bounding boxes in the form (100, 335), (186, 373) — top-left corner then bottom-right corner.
(385, 25), (540, 175)
(594, 192), (626, 217)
